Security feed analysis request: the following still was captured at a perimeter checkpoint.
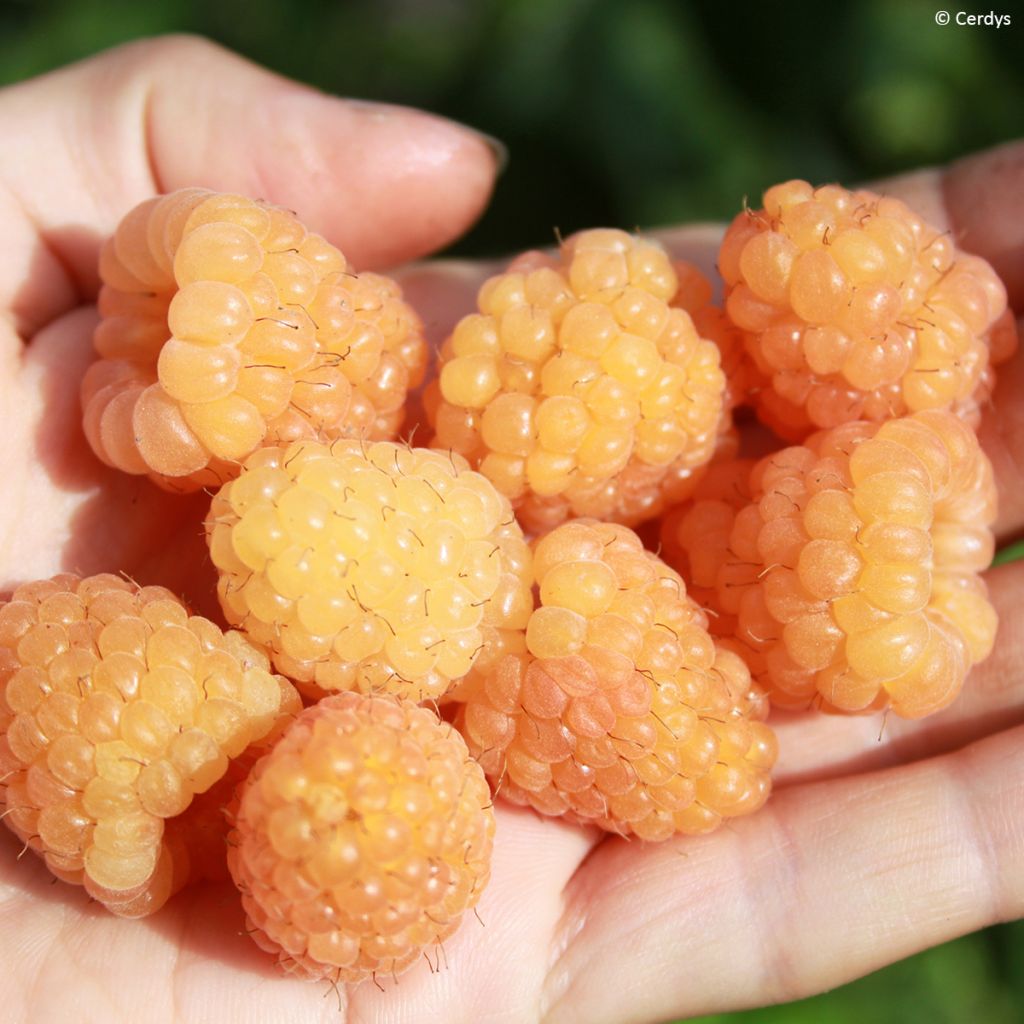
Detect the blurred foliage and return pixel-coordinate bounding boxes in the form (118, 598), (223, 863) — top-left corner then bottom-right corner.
(993, 538), (1024, 566)
(1, 0), (1022, 257)
(0, 1), (1021, 1021)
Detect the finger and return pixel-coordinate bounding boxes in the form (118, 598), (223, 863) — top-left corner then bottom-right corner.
(542, 720), (1024, 1024)
(0, 35), (499, 337)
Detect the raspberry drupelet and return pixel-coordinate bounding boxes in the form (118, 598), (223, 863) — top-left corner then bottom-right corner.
(207, 439), (533, 702)
(449, 520), (776, 841)
(81, 189), (428, 491)
(228, 692), (494, 983)
(662, 410), (998, 717)
(425, 229), (729, 532)
(720, 180), (1017, 438)
(0, 574), (296, 916)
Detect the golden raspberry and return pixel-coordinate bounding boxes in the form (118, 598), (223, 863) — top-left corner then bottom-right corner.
(451, 520), (776, 841)
(228, 692), (494, 982)
(81, 189), (428, 491)
(662, 411), (998, 717)
(425, 229), (728, 531)
(719, 180), (1017, 439)
(207, 439), (532, 702)
(0, 574), (296, 916)
(162, 682), (302, 888)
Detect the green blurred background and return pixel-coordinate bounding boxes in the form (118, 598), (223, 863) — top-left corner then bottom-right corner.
(1, 0), (1021, 1019)
(3, 0), (1024, 258)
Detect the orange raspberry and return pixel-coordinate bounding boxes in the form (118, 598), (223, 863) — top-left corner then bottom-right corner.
(425, 229), (728, 531)
(450, 520), (775, 841)
(81, 189), (427, 491)
(162, 682), (302, 888)
(662, 410), (998, 717)
(0, 574), (296, 916)
(719, 180), (1017, 438)
(659, 458), (755, 630)
(207, 439), (532, 702)
(228, 692), (494, 982)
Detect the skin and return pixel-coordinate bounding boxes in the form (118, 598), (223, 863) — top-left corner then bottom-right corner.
(0, 34), (1023, 1024)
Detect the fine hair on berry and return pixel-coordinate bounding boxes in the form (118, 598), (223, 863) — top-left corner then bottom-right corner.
(81, 189), (428, 491)
(450, 519), (776, 840)
(0, 574), (296, 916)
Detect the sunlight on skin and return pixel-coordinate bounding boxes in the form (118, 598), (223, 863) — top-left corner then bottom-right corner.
(0, 35), (1022, 1024)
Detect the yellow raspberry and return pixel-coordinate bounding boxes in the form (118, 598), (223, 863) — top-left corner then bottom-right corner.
(228, 692), (494, 983)
(425, 229), (728, 531)
(161, 681), (302, 888)
(206, 439), (532, 702)
(0, 574), (296, 916)
(81, 189), (428, 491)
(719, 181), (1018, 438)
(662, 411), (998, 717)
(450, 520), (775, 840)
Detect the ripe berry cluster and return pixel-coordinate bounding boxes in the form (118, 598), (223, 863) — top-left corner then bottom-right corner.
(718, 181), (1013, 437)
(0, 180), (1011, 987)
(83, 190), (427, 491)
(426, 230), (729, 530)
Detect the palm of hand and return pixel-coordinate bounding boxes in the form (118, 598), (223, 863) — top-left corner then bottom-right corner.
(1, 37), (1023, 1024)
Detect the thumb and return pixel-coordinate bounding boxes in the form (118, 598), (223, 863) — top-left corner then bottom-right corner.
(0, 35), (499, 299)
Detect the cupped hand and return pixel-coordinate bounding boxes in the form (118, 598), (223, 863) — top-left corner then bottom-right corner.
(1, 36), (1023, 1024)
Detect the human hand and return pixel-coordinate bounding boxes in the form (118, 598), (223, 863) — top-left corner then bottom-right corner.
(1, 35), (1023, 1024)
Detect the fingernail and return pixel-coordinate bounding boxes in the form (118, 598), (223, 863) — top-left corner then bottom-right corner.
(470, 129), (509, 177)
